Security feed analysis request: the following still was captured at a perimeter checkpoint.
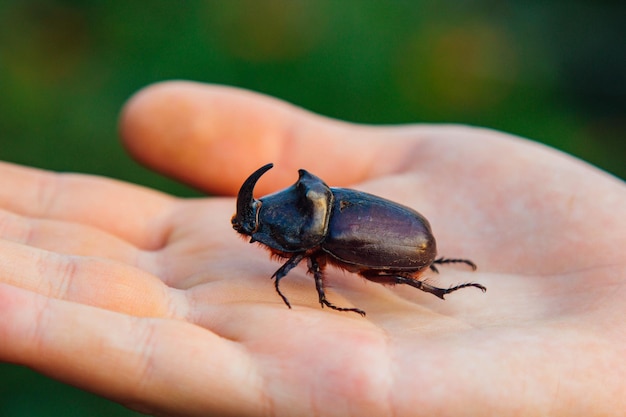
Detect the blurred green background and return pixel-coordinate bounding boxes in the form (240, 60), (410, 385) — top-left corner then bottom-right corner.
(0, 0), (624, 416)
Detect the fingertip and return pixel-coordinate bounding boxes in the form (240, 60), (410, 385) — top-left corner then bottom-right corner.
(120, 81), (221, 191)
(119, 81), (305, 195)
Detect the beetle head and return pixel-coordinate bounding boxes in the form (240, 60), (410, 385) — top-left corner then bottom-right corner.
(231, 163), (273, 235)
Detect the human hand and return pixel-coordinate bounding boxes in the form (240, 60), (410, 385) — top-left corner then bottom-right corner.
(1, 81), (625, 416)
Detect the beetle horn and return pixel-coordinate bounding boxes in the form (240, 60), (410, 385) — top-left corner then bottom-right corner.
(232, 163), (273, 234)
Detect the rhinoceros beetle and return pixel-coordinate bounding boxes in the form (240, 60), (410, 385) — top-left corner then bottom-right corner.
(231, 163), (485, 316)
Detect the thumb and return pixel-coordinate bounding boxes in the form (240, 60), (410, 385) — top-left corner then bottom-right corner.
(119, 81), (423, 195)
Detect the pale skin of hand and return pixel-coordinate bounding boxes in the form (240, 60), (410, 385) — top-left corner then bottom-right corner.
(1, 81), (625, 417)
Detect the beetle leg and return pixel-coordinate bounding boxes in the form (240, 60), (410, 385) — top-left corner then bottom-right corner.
(308, 256), (366, 317)
(393, 276), (487, 300)
(396, 276), (486, 299)
(271, 253), (306, 309)
(363, 272), (485, 300)
(430, 257), (477, 273)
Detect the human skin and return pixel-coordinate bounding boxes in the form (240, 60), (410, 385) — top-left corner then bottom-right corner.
(0, 81), (625, 417)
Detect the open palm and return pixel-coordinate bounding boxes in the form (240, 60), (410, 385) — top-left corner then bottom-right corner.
(1, 81), (625, 417)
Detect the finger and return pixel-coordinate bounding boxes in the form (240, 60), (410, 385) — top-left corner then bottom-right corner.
(0, 284), (260, 416)
(0, 208), (139, 261)
(0, 161), (175, 249)
(0, 240), (171, 317)
(120, 81), (435, 195)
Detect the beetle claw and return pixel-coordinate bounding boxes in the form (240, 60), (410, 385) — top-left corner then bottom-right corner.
(377, 275), (485, 300)
(433, 257), (477, 271)
(320, 299), (366, 317)
(310, 256), (366, 316)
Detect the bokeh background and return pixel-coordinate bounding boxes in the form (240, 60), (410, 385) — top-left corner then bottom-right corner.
(1, 1), (624, 415)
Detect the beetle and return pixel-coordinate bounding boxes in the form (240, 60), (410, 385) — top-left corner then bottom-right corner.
(231, 163), (485, 316)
